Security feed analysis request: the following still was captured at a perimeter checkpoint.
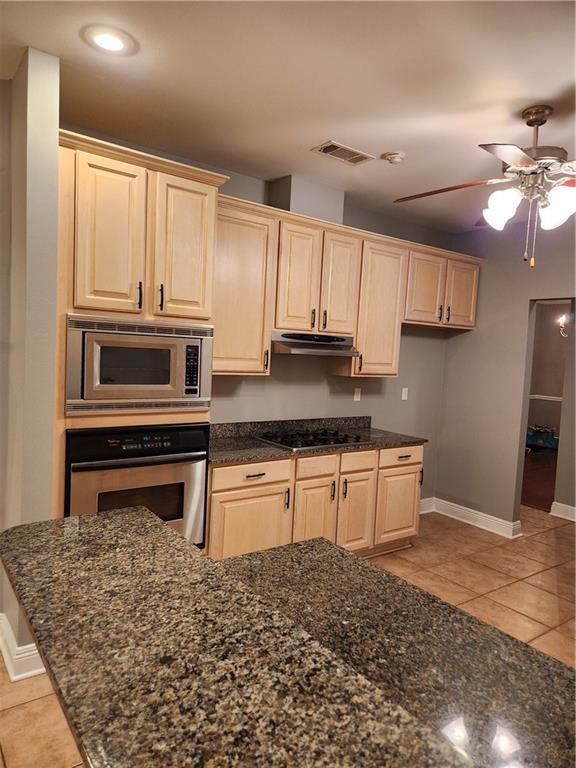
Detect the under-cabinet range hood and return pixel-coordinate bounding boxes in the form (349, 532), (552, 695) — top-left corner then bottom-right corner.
(272, 331), (359, 357)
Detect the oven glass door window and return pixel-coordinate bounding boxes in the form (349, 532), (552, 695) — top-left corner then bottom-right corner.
(97, 483), (184, 522)
(99, 346), (171, 386)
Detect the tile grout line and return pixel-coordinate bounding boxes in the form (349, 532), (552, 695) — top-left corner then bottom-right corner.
(0, 691), (56, 716)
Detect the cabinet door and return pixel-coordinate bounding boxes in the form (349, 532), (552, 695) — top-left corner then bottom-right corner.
(404, 251), (446, 324)
(374, 465), (421, 545)
(209, 483), (292, 559)
(152, 172), (216, 320)
(319, 232), (362, 334)
(444, 260), (479, 327)
(336, 470), (376, 552)
(355, 241), (407, 376)
(75, 151), (146, 313)
(275, 221), (323, 330)
(293, 476), (337, 543)
(213, 206), (278, 374)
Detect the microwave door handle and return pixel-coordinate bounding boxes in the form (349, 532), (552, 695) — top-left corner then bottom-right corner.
(70, 451), (207, 472)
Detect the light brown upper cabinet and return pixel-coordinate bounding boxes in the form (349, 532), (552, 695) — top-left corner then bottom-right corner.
(66, 132), (226, 320)
(151, 172), (216, 320)
(404, 251), (447, 325)
(444, 259), (479, 327)
(275, 221), (324, 330)
(275, 222), (362, 334)
(75, 152), (147, 313)
(404, 250), (480, 328)
(319, 232), (362, 334)
(212, 203), (278, 374)
(345, 240), (408, 377)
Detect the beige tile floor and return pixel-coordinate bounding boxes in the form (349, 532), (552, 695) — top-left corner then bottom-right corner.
(373, 505), (576, 666)
(0, 505), (573, 767)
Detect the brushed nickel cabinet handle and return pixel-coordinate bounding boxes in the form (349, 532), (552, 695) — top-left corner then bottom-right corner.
(322, 309), (327, 329)
(137, 281), (143, 309)
(438, 304), (443, 321)
(311, 308), (316, 328)
(285, 487), (291, 508)
(342, 478), (348, 498)
(358, 354), (363, 373)
(330, 479), (336, 501)
(447, 306), (451, 322)
(263, 350), (269, 371)
(159, 283), (165, 312)
(245, 472), (266, 479)
(398, 454), (412, 461)
(420, 468), (424, 486)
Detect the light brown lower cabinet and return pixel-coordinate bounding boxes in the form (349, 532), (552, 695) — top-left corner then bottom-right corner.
(374, 465), (421, 545)
(336, 470), (377, 552)
(209, 483), (293, 559)
(293, 476), (338, 543)
(208, 451), (422, 558)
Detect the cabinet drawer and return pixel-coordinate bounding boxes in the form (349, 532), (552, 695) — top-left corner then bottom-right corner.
(296, 453), (339, 479)
(379, 445), (423, 468)
(340, 450), (377, 473)
(211, 459), (292, 492)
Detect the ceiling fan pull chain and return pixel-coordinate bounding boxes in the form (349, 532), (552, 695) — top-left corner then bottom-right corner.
(523, 197), (534, 262)
(529, 203), (538, 268)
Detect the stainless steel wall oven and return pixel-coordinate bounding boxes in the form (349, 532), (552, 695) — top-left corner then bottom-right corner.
(64, 423), (209, 546)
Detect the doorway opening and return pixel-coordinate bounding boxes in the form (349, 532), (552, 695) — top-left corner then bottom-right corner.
(521, 300), (572, 512)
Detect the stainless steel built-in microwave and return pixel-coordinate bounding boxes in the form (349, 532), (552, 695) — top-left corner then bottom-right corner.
(65, 314), (213, 415)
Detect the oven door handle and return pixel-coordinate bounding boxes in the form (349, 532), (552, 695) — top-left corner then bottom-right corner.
(70, 451), (207, 472)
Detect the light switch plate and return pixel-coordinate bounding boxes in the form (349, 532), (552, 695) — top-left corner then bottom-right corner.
(401, 387), (408, 401)
(353, 387), (361, 402)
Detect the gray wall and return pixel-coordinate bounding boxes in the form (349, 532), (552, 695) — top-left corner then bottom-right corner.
(1, 49), (60, 643)
(343, 200), (454, 251)
(555, 299), (575, 507)
(437, 222), (575, 521)
(267, 175), (345, 224)
(212, 326), (447, 499)
(530, 302), (570, 397)
(0, 81), (10, 548)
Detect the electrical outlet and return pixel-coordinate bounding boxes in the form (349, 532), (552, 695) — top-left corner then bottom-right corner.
(401, 387), (408, 401)
(353, 387), (361, 402)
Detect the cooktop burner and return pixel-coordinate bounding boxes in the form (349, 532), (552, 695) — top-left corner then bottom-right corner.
(258, 428), (370, 452)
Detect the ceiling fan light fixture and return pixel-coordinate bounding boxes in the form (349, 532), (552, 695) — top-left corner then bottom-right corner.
(539, 183), (576, 230)
(482, 187), (523, 231)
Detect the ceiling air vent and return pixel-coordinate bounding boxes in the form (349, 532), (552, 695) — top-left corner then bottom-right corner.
(312, 140), (374, 165)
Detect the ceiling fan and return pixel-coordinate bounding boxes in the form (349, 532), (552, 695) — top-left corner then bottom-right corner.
(394, 105), (576, 267)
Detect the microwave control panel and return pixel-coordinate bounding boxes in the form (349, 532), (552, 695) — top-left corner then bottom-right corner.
(185, 345), (199, 395)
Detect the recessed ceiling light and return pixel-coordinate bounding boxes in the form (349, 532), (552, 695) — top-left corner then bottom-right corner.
(82, 25), (137, 55)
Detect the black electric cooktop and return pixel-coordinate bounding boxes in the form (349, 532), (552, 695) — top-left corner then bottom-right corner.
(258, 429), (370, 452)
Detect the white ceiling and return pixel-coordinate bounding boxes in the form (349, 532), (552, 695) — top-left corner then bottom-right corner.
(1, 1), (574, 232)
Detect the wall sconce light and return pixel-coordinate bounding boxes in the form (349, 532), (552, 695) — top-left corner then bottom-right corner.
(558, 314), (569, 338)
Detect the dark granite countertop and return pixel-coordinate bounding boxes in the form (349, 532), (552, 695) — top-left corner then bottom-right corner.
(210, 417), (426, 466)
(0, 508), (465, 768)
(223, 538), (575, 768)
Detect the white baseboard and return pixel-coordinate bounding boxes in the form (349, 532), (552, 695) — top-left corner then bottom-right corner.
(420, 497), (521, 539)
(0, 613), (44, 681)
(419, 497), (436, 514)
(550, 501), (576, 522)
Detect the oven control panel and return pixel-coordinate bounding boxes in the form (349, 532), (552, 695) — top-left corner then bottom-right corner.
(66, 423), (210, 463)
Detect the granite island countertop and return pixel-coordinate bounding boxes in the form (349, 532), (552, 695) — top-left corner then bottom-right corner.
(0, 508), (466, 768)
(223, 538), (575, 768)
(209, 416), (427, 465)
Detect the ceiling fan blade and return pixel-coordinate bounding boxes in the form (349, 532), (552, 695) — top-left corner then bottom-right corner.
(394, 178), (505, 203)
(479, 143), (536, 168)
